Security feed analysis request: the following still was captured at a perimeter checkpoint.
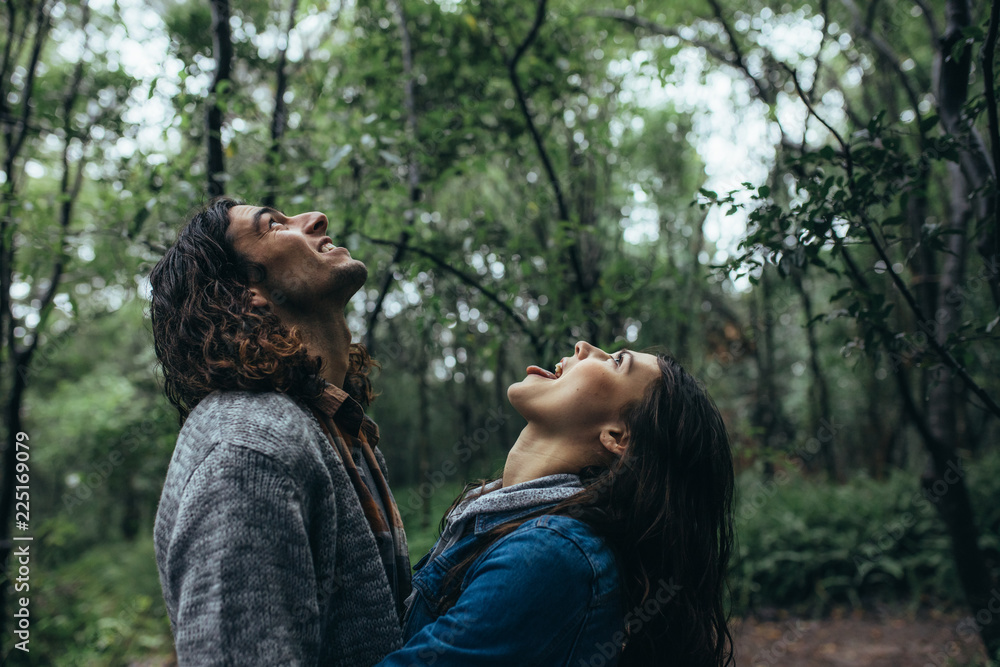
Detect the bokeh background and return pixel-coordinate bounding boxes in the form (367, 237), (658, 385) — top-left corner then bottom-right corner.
(2, 0), (999, 664)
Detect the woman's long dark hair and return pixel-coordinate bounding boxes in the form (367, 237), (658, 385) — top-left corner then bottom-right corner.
(439, 354), (735, 667)
(148, 196), (377, 424)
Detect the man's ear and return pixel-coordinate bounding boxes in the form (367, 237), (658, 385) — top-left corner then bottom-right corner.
(248, 286), (269, 309)
(599, 424), (629, 458)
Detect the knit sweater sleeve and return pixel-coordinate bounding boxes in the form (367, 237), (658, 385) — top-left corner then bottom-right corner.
(160, 441), (323, 666)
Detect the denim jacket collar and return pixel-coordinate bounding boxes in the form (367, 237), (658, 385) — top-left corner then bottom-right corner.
(426, 474), (584, 563)
(474, 502), (562, 535)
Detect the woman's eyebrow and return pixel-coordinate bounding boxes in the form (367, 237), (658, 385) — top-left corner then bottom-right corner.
(622, 349), (634, 372)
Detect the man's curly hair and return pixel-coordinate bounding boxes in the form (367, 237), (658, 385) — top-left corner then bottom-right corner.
(149, 196), (377, 425)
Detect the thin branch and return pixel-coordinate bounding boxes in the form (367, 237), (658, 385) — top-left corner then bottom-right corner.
(912, 0), (942, 44)
(1, 0), (51, 397)
(0, 1), (20, 95)
(807, 0), (830, 101)
(503, 0), (588, 294)
(868, 209), (1000, 419)
(489, 0), (594, 297)
(587, 10), (734, 74)
(784, 65), (853, 176)
(982, 0), (1000, 264)
(704, 0), (774, 104)
(22, 1), (91, 365)
(7, 0), (50, 170)
(361, 234), (543, 352)
(841, 245), (946, 454)
(506, 0), (569, 223)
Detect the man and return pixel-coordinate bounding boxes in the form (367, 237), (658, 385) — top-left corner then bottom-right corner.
(148, 196), (409, 665)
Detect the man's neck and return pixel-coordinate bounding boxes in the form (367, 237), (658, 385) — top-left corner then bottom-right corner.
(279, 307), (352, 388)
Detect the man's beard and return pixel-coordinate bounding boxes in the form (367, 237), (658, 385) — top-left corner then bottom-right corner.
(267, 259), (368, 310)
(333, 258), (368, 297)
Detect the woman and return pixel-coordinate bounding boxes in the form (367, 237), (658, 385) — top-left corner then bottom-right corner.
(378, 341), (735, 666)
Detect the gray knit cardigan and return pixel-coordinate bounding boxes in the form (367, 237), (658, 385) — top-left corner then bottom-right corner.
(154, 390), (404, 666)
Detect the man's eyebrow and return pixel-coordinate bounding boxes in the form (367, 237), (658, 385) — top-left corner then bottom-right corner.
(252, 207), (279, 235)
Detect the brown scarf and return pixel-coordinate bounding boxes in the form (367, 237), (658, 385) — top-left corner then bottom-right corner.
(310, 384), (411, 617)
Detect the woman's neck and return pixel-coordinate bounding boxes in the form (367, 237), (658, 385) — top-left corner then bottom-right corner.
(501, 424), (597, 487)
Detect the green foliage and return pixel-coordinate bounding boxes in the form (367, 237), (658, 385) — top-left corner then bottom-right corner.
(731, 450), (1000, 614)
(10, 536), (171, 667)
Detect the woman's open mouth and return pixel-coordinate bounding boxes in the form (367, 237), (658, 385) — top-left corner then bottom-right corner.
(525, 360), (564, 379)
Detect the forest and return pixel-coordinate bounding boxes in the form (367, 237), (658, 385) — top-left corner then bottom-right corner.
(1, 0), (999, 663)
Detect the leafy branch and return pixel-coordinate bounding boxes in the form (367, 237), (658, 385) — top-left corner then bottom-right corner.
(360, 234), (543, 354)
(770, 66), (1000, 420)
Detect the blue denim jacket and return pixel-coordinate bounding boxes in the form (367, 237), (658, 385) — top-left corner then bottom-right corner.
(376, 505), (625, 667)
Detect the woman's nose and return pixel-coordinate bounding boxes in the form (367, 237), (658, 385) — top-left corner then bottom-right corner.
(575, 341), (595, 358)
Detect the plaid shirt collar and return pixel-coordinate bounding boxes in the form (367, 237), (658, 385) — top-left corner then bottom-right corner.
(313, 381), (380, 446)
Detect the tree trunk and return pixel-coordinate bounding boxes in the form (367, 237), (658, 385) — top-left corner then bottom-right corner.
(750, 269), (793, 478)
(261, 0), (300, 208)
(938, 0), (999, 307)
(0, 357), (27, 654)
(121, 476), (140, 541)
(927, 0), (1000, 655)
(206, 0), (233, 198)
(792, 270), (839, 480)
(0, 1), (79, 645)
(922, 163), (999, 658)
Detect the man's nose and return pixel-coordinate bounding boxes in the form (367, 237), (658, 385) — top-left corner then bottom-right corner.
(296, 211), (328, 234)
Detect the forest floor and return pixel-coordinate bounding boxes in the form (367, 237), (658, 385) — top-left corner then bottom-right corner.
(733, 606), (988, 666)
(131, 607), (989, 667)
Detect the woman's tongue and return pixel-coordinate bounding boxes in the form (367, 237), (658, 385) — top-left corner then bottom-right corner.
(526, 365), (557, 379)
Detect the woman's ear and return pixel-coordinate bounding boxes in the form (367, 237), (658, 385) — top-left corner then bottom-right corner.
(599, 425), (629, 458)
(248, 287), (269, 309)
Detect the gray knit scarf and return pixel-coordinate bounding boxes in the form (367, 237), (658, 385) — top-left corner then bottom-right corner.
(428, 473), (584, 562)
